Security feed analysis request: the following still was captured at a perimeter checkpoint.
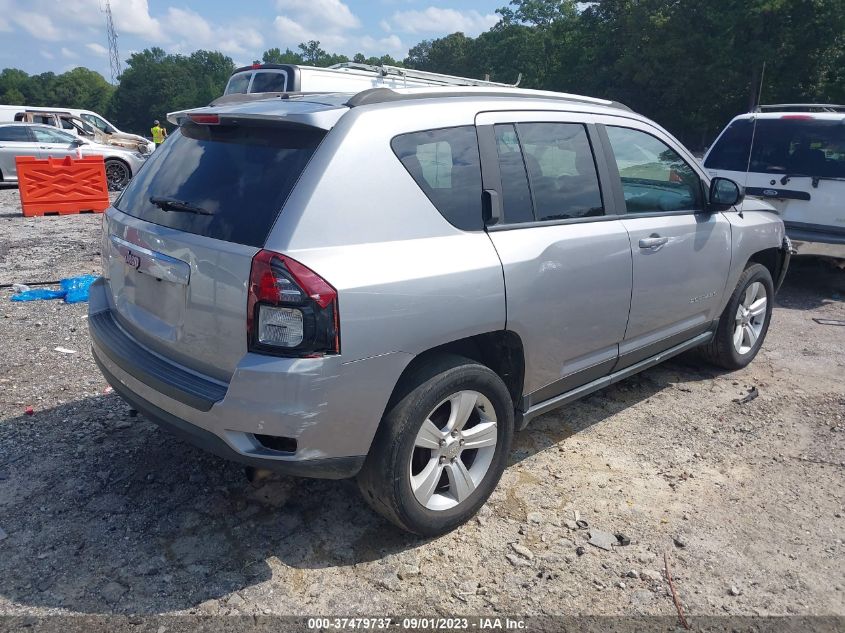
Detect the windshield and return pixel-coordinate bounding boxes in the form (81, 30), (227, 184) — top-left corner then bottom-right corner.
(82, 113), (117, 134)
(115, 121), (325, 247)
(224, 71), (252, 95)
(706, 118), (845, 178)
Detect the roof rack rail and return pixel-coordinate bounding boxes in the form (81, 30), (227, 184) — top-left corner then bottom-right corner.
(755, 103), (845, 113)
(329, 62), (521, 88)
(209, 91), (344, 107)
(345, 87), (632, 112)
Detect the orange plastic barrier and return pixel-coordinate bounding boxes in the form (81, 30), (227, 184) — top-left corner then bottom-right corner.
(15, 155), (109, 217)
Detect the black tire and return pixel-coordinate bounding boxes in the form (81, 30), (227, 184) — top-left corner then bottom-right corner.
(104, 159), (131, 191)
(357, 354), (514, 536)
(701, 263), (774, 370)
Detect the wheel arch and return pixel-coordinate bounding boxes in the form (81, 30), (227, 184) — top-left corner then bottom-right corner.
(381, 330), (526, 422)
(747, 247), (782, 283)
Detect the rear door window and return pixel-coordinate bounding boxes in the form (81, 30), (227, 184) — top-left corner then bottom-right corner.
(494, 124), (534, 224)
(115, 122), (325, 247)
(518, 123), (603, 221)
(391, 126), (483, 231)
(0, 126), (32, 142)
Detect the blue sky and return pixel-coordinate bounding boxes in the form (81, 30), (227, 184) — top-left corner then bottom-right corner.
(0, 0), (507, 80)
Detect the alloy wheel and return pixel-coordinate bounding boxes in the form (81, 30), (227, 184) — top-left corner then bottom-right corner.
(409, 390), (498, 511)
(105, 161), (129, 190)
(733, 281), (767, 355)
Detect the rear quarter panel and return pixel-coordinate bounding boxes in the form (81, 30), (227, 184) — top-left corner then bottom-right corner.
(265, 102), (507, 365)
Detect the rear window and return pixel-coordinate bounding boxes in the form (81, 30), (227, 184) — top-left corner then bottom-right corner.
(115, 122), (325, 247)
(706, 118), (845, 178)
(391, 126), (483, 231)
(251, 71), (287, 93)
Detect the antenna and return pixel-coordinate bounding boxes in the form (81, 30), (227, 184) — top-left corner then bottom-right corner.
(102, 0), (121, 83)
(755, 61), (766, 111)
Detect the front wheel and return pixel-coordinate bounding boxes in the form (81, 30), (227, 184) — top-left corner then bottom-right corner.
(701, 263), (774, 370)
(104, 159), (131, 191)
(357, 355), (514, 536)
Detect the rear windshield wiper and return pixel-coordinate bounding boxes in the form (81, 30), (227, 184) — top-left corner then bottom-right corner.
(149, 196), (213, 215)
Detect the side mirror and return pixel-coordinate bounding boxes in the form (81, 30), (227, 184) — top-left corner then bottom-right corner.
(709, 177), (743, 211)
(71, 138), (86, 147)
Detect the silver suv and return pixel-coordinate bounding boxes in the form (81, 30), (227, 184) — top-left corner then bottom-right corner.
(89, 87), (791, 535)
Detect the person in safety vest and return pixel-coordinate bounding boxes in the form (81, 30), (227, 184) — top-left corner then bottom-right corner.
(151, 120), (167, 147)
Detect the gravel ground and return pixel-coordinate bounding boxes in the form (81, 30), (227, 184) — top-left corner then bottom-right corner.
(0, 184), (843, 619)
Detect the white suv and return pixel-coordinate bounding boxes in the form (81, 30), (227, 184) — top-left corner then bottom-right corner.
(704, 104), (845, 259)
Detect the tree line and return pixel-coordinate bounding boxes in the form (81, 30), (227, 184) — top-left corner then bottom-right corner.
(1, 0), (843, 147)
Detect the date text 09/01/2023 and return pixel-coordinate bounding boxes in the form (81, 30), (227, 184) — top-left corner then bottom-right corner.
(306, 617), (527, 630)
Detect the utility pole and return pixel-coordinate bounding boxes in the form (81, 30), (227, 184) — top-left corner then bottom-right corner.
(103, 0), (121, 83)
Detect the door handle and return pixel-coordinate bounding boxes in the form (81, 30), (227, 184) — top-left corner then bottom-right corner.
(638, 236), (669, 249)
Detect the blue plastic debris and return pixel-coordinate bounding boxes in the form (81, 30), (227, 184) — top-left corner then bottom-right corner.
(10, 275), (98, 303)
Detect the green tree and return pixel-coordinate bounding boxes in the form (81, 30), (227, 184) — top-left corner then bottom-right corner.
(298, 40), (327, 65)
(110, 47), (234, 135)
(262, 47), (303, 64)
(51, 67), (114, 112)
(1, 87), (25, 105)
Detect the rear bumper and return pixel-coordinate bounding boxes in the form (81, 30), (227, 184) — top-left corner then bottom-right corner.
(87, 277), (412, 479)
(785, 222), (845, 259)
(775, 236), (792, 293)
(94, 353), (364, 479)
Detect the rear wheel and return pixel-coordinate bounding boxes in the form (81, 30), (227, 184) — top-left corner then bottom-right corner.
(701, 263), (774, 369)
(104, 159), (130, 191)
(357, 355), (514, 536)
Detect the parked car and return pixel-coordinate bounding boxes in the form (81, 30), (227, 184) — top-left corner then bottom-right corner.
(0, 105), (155, 154)
(0, 123), (148, 189)
(704, 104), (845, 259)
(89, 86), (790, 535)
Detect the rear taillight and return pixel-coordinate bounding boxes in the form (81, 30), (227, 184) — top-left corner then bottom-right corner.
(187, 113), (220, 125)
(247, 250), (339, 357)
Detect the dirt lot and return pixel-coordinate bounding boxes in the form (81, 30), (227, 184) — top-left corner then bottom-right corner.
(0, 184), (843, 620)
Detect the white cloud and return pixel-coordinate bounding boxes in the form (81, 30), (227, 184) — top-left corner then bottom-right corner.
(387, 7), (498, 36)
(4, 0), (163, 43)
(86, 42), (108, 56)
(217, 26), (265, 56)
(108, 0), (163, 40)
(12, 12), (63, 41)
(357, 34), (404, 57)
(273, 15), (348, 51)
(164, 7), (262, 56)
(40, 50), (55, 60)
(379, 19), (391, 33)
(165, 8), (214, 44)
(276, 0), (360, 31)
(61, 47), (78, 59)
(273, 0), (363, 51)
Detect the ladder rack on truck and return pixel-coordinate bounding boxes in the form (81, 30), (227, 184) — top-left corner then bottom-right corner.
(213, 62), (522, 105)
